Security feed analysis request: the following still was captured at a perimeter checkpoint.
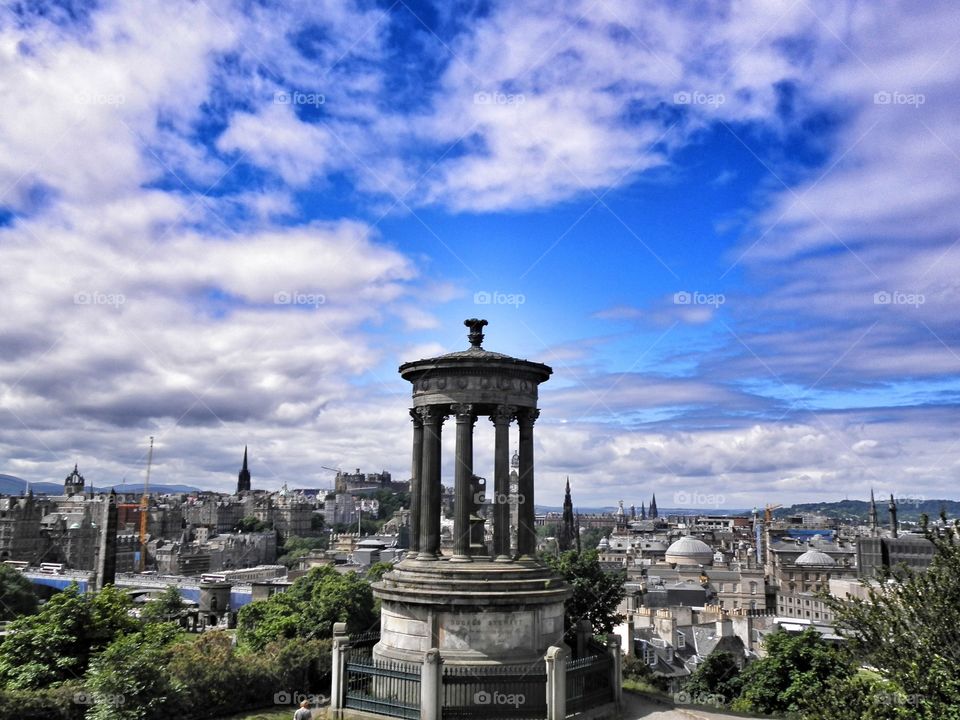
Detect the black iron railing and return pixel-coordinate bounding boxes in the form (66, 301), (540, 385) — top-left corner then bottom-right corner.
(344, 632), (421, 719)
(442, 662), (548, 719)
(565, 652), (614, 715)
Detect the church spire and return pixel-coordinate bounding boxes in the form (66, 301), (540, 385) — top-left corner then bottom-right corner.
(237, 446), (251, 494)
(888, 494), (898, 538)
(559, 476), (576, 552)
(649, 493), (658, 519)
(868, 488), (878, 532)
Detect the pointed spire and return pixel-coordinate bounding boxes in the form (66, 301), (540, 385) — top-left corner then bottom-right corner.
(649, 493), (658, 519)
(237, 446), (252, 494)
(868, 488), (878, 531)
(888, 493), (898, 538)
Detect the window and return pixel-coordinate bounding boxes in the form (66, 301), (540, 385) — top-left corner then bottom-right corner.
(643, 644), (657, 666)
(749, 582), (757, 595)
(717, 582), (724, 592)
(677, 631), (686, 649)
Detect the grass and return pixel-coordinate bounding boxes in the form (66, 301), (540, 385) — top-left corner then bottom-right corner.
(215, 708), (315, 720)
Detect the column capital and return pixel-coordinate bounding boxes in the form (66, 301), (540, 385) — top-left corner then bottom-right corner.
(517, 407), (541, 426)
(450, 403), (476, 420)
(409, 407), (423, 424)
(490, 404), (517, 425)
(417, 405), (447, 425)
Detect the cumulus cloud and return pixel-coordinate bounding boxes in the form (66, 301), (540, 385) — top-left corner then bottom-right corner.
(1, 0), (959, 508)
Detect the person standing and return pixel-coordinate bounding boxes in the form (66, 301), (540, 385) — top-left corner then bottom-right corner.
(294, 699), (312, 720)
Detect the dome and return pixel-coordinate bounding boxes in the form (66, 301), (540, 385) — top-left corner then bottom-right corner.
(665, 536), (713, 566)
(795, 548), (836, 566)
(597, 536), (610, 550)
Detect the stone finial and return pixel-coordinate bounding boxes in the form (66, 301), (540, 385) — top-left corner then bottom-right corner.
(464, 318), (488, 348)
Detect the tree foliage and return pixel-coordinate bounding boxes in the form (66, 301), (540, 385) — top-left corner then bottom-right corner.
(544, 549), (625, 647)
(0, 564), (38, 620)
(682, 650), (743, 706)
(234, 515), (271, 533)
(137, 585), (185, 625)
(731, 629), (851, 715)
(0, 583), (137, 689)
(276, 535), (328, 568)
(236, 565), (376, 649)
(84, 623), (182, 720)
(807, 519), (960, 720)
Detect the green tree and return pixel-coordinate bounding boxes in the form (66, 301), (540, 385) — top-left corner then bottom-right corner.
(732, 628), (851, 715)
(366, 561), (393, 583)
(544, 549), (625, 648)
(276, 535), (328, 568)
(682, 650), (742, 706)
(83, 622), (182, 720)
(236, 565), (376, 650)
(234, 516), (271, 533)
(0, 564), (38, 620)
(138, 585), (185, 625)
(373, 489), (410, 522)
(808, 518), (960, 720)
(0, 583), (137, 689)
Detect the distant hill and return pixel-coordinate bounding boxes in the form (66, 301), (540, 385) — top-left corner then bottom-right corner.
(0, 473), (200, 496)
(0, 474), (61, 495)
(774, 498), (960, 523)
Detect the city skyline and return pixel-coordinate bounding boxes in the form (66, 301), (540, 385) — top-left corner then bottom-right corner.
(1, 2), (960, 507)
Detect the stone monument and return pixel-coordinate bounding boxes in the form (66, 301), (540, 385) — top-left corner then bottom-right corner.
(372, 319), (571, 670)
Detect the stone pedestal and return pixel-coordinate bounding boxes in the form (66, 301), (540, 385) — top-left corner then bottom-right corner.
(373, 558), (570, 668)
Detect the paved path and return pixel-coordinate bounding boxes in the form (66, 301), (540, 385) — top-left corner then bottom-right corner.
(622, 691), (752, 720)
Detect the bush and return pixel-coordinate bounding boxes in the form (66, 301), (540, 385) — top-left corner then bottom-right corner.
(0, 680), (87, 720)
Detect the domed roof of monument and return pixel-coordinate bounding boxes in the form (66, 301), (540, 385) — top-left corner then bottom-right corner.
(400, 319), (551, 375)
(665, 536), (714, 566)
(795, 548), (836, 566)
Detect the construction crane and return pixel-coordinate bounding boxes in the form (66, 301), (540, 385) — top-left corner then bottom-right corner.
(764, 503), (782, 524)
(139, 436), (154, 572)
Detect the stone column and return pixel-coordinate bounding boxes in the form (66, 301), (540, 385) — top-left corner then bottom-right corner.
(607, 633), (623, 710)
(545, 644), (567, 720)
(517, 408), (539, 559)
(450, 404), (475, 562)
(417, 406), (444, 560)
(491, 404), (515, 562)
(330, 623), (349, 716)
(420, 648), (443, 720)
(409, 408), (423, 554)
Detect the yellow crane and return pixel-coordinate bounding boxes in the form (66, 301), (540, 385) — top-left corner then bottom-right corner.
(764, 503), (782, 524)
(139, 436), (154, 572)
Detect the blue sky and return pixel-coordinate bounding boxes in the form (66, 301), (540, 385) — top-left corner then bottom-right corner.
(1, 0), (959, 509)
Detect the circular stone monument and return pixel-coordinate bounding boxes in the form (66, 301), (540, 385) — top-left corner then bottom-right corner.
(372, 319), (571, 668)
